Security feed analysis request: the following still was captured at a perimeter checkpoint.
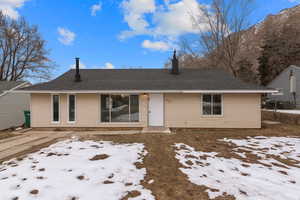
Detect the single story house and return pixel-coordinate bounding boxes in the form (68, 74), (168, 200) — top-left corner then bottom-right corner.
(267, 65), (300, 108)
(0, 81), (31, 130)
(16, 53), (276, 129)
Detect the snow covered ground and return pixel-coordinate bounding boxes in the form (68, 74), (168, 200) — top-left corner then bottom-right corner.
(266, 109), (300, 115)
(175, 137), (300, 200)
(0, 139), (154, 200)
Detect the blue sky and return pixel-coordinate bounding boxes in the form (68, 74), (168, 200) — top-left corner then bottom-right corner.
(0, 0), (299, 78)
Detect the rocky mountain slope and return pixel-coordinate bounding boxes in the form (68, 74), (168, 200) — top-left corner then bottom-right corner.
(238, 4), (300, 80)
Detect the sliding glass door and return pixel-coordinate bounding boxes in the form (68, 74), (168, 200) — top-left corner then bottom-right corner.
(101, 94), (139, 123)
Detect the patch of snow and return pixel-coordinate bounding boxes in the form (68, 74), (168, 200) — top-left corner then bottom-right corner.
(0, 139), (155, 200)
(266, 109), (300, 115)
(148, 179), (154, 184)
(174, 137), (300, 200)
(224, 136), (300, 163)
(234, 152), (247, 158)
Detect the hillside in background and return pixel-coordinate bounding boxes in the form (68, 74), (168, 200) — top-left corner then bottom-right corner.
(236, 4), (300, 84)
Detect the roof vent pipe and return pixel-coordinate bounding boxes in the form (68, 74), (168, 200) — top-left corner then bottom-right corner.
(171, 50), (179, 75)
(75, 57), (81, 82)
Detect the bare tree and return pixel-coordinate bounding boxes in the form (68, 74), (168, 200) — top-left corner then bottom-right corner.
(0, 12), (54, 81)
(180, 0), (254, 77)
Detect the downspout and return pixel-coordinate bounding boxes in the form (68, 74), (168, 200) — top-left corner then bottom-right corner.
(289, 70), (297, 107)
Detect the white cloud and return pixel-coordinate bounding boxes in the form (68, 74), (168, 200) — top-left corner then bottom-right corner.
(119, 0), (209, 40)
(0, 0), (29, 19)
(104, 62), (115, 69)
(91, 1), (102, 16)
(153, 0), (209, 37)
(119, 0), (156, 39)
(142, 40), (170, 51)
(57, 27), (76, 45)
(80, 62), (115, 69)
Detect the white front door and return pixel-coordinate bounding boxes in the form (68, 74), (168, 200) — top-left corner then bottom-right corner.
(148, 94), (164, 126)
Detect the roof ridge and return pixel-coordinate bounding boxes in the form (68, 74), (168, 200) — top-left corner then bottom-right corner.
(18, 68), (269, 92)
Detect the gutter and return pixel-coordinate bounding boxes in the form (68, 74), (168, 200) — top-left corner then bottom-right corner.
(11, 89), (279, 94)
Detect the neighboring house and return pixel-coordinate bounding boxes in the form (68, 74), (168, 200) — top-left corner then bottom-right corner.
(0, 81), (31, 130)
(17, 53), (276, 129)
(267, 65), (300, 107)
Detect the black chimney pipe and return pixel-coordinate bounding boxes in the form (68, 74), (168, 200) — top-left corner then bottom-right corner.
(75, 57), (81, 82)
(171, 50), (179, 75)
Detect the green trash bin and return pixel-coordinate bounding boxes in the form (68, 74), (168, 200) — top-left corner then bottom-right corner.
(24, 110), (31, 128)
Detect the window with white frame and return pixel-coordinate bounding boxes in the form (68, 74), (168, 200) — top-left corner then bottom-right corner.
(202, 94), (222, 116)
(68, 95), (76, 122)
(52, 95), (60, 122)
(101, 94), (139, 123)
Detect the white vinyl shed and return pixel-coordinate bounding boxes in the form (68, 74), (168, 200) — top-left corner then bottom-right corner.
(0, 81), (30, 130)
(267, 65), (300, 107)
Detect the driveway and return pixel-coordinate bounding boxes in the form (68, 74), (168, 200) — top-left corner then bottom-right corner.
(0, 130), (141, 162)
(0, 131), (72, 162)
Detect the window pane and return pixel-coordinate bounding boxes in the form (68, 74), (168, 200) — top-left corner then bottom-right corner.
(69, 95), (75, 122)
(202, 94), (212, 115)
(130, 95), (139, 122)
(111, 95), (130, 122)
(101, 95), (110, 122)
(53, 95), (59, 122)
(213, 94), (222, 115)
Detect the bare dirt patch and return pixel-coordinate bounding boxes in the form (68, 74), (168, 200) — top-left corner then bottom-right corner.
(81, 123), (300, 200)
(103, 180), (114, 184)
(30, 189), (39, 195)
(76, 175), (85, 180)
(121, 190), (141, 200)
(1, 123), (300, 200)
(89, 154), (109, 161)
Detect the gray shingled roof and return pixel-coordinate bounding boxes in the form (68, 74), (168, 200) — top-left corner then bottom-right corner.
(19, 68), (271, 91)
(0, 81), (26, 94)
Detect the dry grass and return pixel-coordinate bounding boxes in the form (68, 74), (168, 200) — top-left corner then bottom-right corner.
(81, 123), (300, 200)
(1, 123), (300, 200)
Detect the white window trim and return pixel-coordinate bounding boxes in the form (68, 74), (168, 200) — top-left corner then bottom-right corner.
(201, 94), (224, 117)
(67, 94), (76, 123)
(99, 94), (140, 123)
(51, 94), (60, 123)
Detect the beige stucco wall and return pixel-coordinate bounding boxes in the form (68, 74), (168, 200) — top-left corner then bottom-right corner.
(31, 93), (261, 128)
(30, 93), (148, 128)
(164, 93), (261, 128)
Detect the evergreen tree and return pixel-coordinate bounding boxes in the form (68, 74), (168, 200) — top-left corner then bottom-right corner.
(257, 48), (270, 86)
(257, 25), (300, 86)
(236, 58), (257, 83)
